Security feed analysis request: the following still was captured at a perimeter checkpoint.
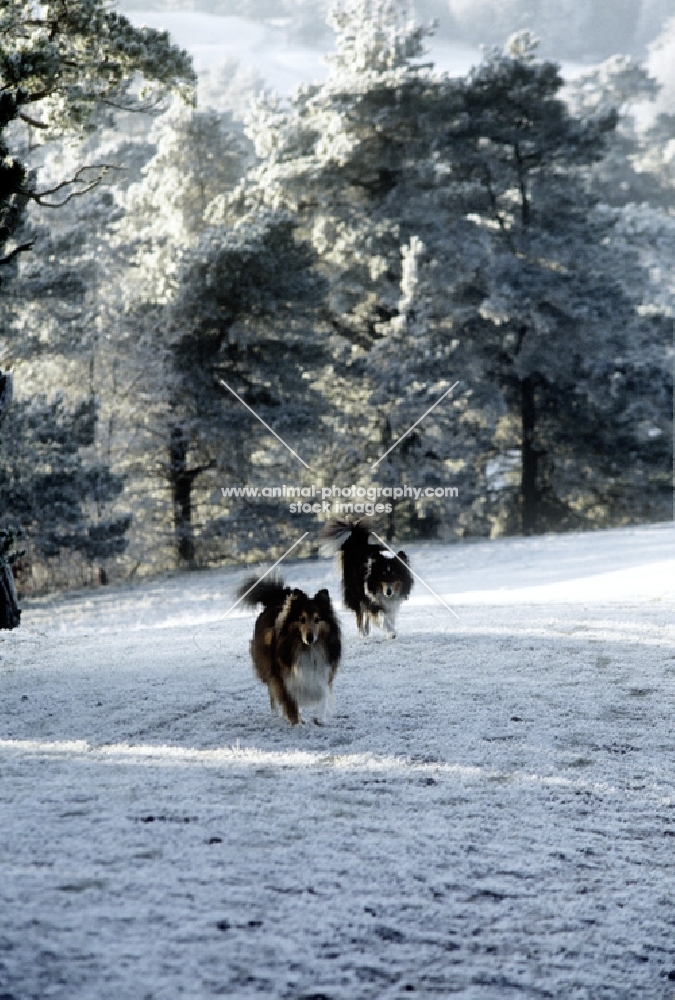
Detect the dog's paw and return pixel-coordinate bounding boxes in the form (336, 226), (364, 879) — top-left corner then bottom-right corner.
(312, 716), (326, 727)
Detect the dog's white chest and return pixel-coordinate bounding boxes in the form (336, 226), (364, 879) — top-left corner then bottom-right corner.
(286, 645), (331, 706)
(379, 594), (402, 617)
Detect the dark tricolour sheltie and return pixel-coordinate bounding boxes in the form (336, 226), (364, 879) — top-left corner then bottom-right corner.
(324, 521), (413, 638)
(237, 577), (341, 725)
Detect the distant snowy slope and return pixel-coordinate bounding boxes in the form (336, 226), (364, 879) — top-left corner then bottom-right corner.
(407, 520), (675, 605)
(126, 11), (332, 92)
(125, 10), (484, 96)
(19, 521), (675, 634)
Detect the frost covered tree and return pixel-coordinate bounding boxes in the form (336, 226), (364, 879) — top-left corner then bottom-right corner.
(566, 55), (667, 208)
(121, 102), (250, 302)
(0, 393), (130, 592)
(0, 0), (194, 597)
(168, 211), (328, 563)
(0, 0), (194, 275)
(238, 0), (496, 538)
(447, 32), (672, 533)
(362, 235), (499, 537)
(113, 103), (255, 566)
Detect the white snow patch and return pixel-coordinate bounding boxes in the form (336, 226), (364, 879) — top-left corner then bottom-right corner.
(1, 522), (674, 997)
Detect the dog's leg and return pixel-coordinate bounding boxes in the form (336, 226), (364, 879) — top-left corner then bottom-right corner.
(383, 614), (396, 639)
(269, 676), (301, 725)
(269, 687), (281, 716)
(313, 686), (334, 726)
(360, 605), (370, 637)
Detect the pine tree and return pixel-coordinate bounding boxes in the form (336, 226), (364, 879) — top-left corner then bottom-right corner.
(0, 0), (194, 277)
(168, 211), (329, 563)
(0, 393), (130, 592)
(114, 103), (260, 567)
(0, 0), (195, 604)
(237, 0), (496, 538)
(448, 32), (672, 532)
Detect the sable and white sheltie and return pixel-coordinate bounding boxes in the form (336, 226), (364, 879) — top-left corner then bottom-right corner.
(324, 521), (413, 638)
(237, 577), (342, 725)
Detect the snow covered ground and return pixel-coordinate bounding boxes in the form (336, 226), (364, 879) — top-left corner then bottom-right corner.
(1, 521), (674, 998)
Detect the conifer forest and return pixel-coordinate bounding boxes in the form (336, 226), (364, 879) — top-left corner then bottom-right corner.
(1, 0), (673, 601)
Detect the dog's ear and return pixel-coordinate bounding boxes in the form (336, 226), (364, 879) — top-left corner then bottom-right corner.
(313, 588), (332, 615)
(396, 550), (409, 565)
(276, 588), (301, 630)
(285, 589), (304, 611)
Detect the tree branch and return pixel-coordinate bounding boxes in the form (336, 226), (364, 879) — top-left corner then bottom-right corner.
(18, 112), (49, 129)
(22, 164), (123, 208)
(514, 142), (530, 227)
(100, 95), (170, 114)
(483, 163), (507, 234)
(0, 242), (34, 267)
(20, 87), (55, 104)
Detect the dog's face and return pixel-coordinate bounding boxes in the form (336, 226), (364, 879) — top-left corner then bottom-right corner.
(370, 552), (409, 599)
(286, 589), (334, 646)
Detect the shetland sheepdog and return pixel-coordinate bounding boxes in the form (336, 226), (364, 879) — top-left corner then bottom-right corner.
(237, 577), (342, 725)
(323, 521), (413, 638)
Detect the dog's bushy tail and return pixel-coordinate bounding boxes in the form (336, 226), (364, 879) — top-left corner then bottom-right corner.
(320, 519), (357, 543)
(320, 519), (371, 550)
(237, 575), (288, 609)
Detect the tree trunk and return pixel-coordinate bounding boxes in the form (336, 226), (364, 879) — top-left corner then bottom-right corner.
(0, 560), (21, 630)
(521, 375), (538, 535)
(0, 370), (12, 425)
(380, 417), (398, 541)
(169, 426), (196, 565)
(168, 426), (215, 566)
(0, 372), (21, 629)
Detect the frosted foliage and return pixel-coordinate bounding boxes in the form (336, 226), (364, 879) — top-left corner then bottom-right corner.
(121, 102), (247, 301)
(617, 203), (675, 317)
(125, 103), (245, 239)
(647, 16), (675, 114)
(198, 58), (266, 119)
(567, 55), (659, 118)
(327, 0), (427, 78)
(504, 30), (540, 62)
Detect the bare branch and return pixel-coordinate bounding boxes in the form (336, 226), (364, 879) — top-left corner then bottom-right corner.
(22, 164), (123, 208)
(0, 242), (34, 267)
(20, 88), (54, 104)
(100, 95), (170, 114)
(18, 112), (49, 130)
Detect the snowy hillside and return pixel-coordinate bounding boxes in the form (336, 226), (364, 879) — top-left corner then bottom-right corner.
(1, 522), (674, 998)
(123, 9), (591, 99)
